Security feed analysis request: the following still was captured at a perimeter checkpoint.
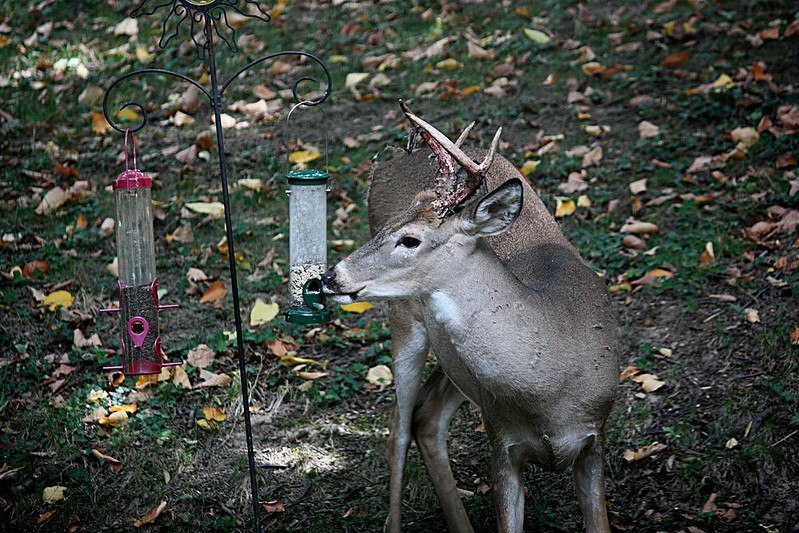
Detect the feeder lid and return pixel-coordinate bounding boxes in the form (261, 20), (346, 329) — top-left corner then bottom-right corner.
(114, 170), (152, 190)
(285, 305), (333, 325)
(287, 169), (329, 186)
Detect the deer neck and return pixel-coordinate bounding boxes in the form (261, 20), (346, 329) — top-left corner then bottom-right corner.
(421, 240), (528, 336)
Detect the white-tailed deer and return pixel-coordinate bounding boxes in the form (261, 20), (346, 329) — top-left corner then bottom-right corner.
(322, 102), (620, 532)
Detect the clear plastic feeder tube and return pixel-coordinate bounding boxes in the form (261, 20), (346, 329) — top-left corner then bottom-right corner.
(115, 174), (156, 287)
(288, 170), (328, 306)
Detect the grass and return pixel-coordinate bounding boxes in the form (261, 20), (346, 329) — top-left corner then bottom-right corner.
(2, 0), (799, 531)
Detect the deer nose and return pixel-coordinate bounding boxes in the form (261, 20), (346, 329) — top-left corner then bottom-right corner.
(321, 268), (337, 289)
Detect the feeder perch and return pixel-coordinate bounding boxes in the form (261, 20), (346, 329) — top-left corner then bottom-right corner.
(101, 132), (179, 375)
(285, 169), (333, 324)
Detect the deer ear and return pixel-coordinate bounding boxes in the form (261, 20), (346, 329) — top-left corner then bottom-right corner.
(463, 178), (524, 237)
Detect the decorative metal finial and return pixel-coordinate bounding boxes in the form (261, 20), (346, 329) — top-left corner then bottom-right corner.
(131, 0), (271, 57)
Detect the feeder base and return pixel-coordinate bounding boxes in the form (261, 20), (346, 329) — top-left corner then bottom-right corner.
(285, 305), (332, 325)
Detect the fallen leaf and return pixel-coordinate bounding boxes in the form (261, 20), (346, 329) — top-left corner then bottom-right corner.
(555, 198), (576, 218)
(98, 410), (128, 427)
(201, 407), (226, 422)
(295, 370), (328, 380)
(436, 58), (461, 71)
(631, 269), (674, 286)
(523, 28), (551, 45)
(133, 501), (166, 528)
(661, 51), (690, 68)
(37, 510), (57, 524)
(280, 354), (318, 366)
(366, 365), (393, 387)
(638, 121), (660, 139)
(623, 442), (667, 461)
(261, 500), (286, 513)
(577, 195), (591, 208)
(41, 290), (74, 311)
(700, 242), (715, 266)
(42, 486), (67, 504)
(581, 145), (603, 167)
(196, 369), (231, 388)
(187, 344), (215, 368)
(114, 18), (138, 37)
(199, 280), (227, 305)
(90, 447), (124, 472)
(35, 187), (69, 215)
(725, 437), (739, 449)
(340, 301), (374, 313)
(238, 178), (262, 192)
(790, 327), (799, 345)
(91, 111), (111, 134)
(629, 179), (648, 195)
(250, 298), (280, 326)
(730, 127), (759, 149)
(184, 202), (225, 218)
(520, 160), (540, 176)
(641, 376), (665, 392)
(172, 365), (192, 389)
(73, 329), (102, 349)
(622, 235), (647, 250)
(744, 308), (760, 323)
(288, 150), (323, 165)
(619, 365), (640, 382)
(620, 220), (659, 234)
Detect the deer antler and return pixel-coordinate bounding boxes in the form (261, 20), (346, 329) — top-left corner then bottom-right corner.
(399, 100), (502, 218)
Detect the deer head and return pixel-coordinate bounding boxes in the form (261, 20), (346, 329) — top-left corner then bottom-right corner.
(322, 104), (520, 303)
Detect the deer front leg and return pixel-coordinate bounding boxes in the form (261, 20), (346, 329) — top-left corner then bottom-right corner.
(411, 365), (470, 532)
(573, 434), (611, 533)
(488, 436), (526, 533)
(385, 303), (429, 533)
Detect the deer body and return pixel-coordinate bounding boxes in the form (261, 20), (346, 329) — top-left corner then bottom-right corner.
(324, 107), (619, 532)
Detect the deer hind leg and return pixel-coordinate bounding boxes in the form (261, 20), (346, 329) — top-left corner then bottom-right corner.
(411, 365), (471, 532)
(385, 303), (429, 533)
(572, 434), (611, 533)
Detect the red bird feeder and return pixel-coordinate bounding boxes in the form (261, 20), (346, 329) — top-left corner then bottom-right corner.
(101, 131), (179, 375)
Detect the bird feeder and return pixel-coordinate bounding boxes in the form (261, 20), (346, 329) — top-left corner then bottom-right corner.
(101, 131), (179, 375)
(284, 106), (333, 325)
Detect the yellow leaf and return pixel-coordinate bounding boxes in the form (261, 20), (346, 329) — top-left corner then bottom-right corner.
(172, 365), (192, 389)
(184, 201), (225, 218)
(288, 150), (323, 165)
(135, 46), (154, 63)
(576, 195), (592, 208)
(250, 298), (279, 326)
(744, 308), (760, 323)
(117, 107), (140, 122)
(41, 290), (73, 311)
(98, 410), (128, 427)
(135, 374), (158, 390)
(91, 111), (111, 135)
(340, 301), (374, 313)
(295, 370), (328, 380)
(0, 35), (12, 49)
(196, 418), (215, 430)
(201, 407), (226, 421)
(520, 160), (540, 176)
(436, 58), (461, 71)
(523, 28), (551, 45)
(238, 178), (262, 191)
(42, 486), (67, 505)
(280, 354), (319, 366)
(459, 85), (482, 96)
(366, 365), (393, 386)
(709, 74), (734, 92)
(109, 403), (137, 414)
(580, 62), (605, 75)
(555, 198), (576, 218)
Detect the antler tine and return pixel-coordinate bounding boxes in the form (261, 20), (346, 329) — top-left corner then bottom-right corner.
(476, 127), (502, 173)
(454, 121), (475, 148)
(400, 101), (481, 175)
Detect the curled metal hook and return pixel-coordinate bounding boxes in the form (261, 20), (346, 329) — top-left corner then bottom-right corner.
(286, 100), (330, 173)
(102, 68), (212, 134)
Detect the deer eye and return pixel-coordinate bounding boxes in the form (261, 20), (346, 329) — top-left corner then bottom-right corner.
(396, 236), (421, 249)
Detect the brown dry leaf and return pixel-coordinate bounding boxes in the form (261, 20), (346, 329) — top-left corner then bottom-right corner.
(268, 339), (290, 357)
(622, 235), (647, 250)
(295, 370), (328, 380)
(789, 327), (799, 345)
(631, 269), (674, 286)
(744, 308), (760, 323)
(700, 242), (715, 266)
(199, 280), (226, 304)
(82, 406), (108, 424)
(186, 344), (215, 368)
(22, 260), (50, 278)
(172, 365), (192, 389)
(638, 121), (660, 139)
(37, 510), (57, 524)
(581, 145), (603, 167)
(619, 365), (640, 382)
(261, 500), (286, 513)
(629, 179), (648, 195)
(91, 447), (124, 472)
(35, 187), (69, 216)
(641, 376), (666, 392)
(133, 501), (167, 528)
(661, 51), (690, 67)
(623, 442), (667, 461)
(73, 329), (102, 349)
(196, 369), (231, 388)
(620, 220), (659, 234)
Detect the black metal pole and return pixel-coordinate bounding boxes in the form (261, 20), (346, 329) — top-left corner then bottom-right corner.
(204, 17), (261, 532)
